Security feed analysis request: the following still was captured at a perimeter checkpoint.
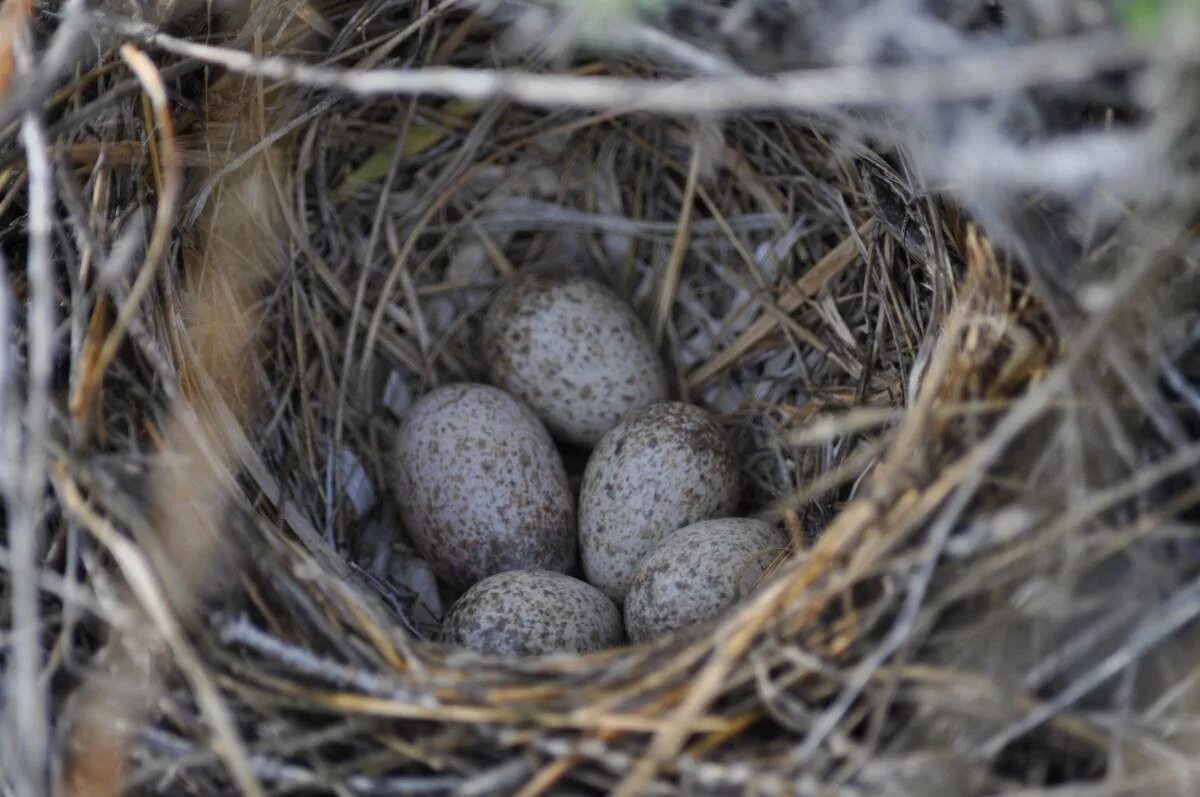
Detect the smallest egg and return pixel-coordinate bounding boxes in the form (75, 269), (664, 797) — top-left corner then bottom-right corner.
(625, 518), (787, 644)
(442, 570), (623, 656)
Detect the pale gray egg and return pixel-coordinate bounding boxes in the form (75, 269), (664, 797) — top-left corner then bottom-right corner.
(393, 383), (575, 591)
(482, 273), (668, 447)
(579, 402), (740, 601)
(625, 518), (787, 643)
(442, 569), (623, 656)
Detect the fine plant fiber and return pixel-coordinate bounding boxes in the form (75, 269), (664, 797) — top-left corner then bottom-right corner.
(0, 0), (1198, 795)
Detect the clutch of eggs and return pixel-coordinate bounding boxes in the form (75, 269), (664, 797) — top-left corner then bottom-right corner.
(390, 271), (788, 657)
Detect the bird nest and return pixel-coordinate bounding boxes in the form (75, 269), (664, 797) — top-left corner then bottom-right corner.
(3, 0), (1200, 795)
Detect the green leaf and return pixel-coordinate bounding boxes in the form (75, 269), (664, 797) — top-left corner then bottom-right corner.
(1120, 0), (1197, 36)
(333, 126), (442, 201)
(334, 101), (483, 201)
(1122, 0), (1165, 35)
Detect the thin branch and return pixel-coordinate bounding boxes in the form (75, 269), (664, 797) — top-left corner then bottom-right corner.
(100, 16), (1156, 114)
(219, 616), (431, 700)
(4, 104), (54, 797)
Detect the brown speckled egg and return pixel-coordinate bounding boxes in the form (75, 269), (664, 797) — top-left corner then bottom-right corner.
(441, 569), (623, 656)
(625, 518), (786, 643)
(579, 402), (740, 600)
(482, 273), (668, 447)
(393, 383), (575, 591)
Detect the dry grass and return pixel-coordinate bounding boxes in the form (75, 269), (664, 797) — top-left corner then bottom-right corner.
(2, 0), (1200, 794)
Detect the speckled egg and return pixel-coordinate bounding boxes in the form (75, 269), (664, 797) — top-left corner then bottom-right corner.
(441, 569), (623, 656)
(482, 273), (669, 447)
(579, 402), (740, 600)
(393, 383), (575, 591)
(625, 518), (787, 643)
